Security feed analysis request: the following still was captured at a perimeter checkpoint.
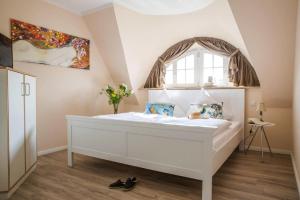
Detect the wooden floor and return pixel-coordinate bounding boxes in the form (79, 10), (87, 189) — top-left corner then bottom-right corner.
(9, 150), (299, 200)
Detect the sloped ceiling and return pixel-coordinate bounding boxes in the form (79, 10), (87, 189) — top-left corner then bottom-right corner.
(83, 0), (297, 109)
(83, 6), (138, 103)
(228, 0), (297, 107)
(83, 6), (129, 86)
(113, 0), (249, 92)
(83, 0), (250, 105)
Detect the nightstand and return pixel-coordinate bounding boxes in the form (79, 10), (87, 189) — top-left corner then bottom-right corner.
(245, 118), (274, 160)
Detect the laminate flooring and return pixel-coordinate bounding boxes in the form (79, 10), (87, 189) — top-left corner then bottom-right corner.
(9, 150), (299, 200)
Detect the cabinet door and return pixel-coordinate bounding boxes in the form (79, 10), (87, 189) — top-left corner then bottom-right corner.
(8, 71), (25, 187)
(0, 71), (9, 192)
(24, 75), (37, 171)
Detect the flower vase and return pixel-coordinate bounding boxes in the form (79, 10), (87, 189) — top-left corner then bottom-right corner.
(113, 103), (119, 114)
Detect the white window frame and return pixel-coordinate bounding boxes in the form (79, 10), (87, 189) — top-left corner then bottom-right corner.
(165, 48), (229, 87)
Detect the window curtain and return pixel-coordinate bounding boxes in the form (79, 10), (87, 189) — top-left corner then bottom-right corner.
(144, 37), (260, 88)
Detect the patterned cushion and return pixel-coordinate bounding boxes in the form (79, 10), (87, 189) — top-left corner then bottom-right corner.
(200, 103), (223, 119)
(145, 103), (175, 116)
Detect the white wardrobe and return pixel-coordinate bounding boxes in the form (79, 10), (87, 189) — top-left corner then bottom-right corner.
(0, 68), (36, 199)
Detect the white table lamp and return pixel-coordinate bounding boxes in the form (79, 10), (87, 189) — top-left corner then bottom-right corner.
(256, 102), (266, 121)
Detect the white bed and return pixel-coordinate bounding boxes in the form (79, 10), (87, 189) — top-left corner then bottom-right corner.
(66, 89), (245, 200)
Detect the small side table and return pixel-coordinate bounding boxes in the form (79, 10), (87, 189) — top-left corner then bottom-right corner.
(245, 118), (274, 160)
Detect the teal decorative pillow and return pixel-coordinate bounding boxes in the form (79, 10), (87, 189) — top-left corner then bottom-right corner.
(200, 103), (223, 119)
(145, 103), (175, 116)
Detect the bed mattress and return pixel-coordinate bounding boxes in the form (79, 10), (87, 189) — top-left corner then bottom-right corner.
(213, 121), (242, 151)
(94, 112), (233, 137)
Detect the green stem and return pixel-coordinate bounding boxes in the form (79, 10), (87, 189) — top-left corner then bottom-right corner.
(113, 103), (119, 114)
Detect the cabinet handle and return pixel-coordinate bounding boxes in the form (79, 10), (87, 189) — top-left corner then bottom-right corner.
(25, 83), (31, 96)
(21, 83), (25, 96)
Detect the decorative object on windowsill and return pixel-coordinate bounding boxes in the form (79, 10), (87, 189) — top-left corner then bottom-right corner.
(101, 84), (132, 114)
(203, 76), (214, 87)
(256, 102), (266, 121)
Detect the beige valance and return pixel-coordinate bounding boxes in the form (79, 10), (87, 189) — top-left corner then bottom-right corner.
(144, 37), (260, 88)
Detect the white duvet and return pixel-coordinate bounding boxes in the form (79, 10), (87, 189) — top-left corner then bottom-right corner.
(94, 112), (232, 135)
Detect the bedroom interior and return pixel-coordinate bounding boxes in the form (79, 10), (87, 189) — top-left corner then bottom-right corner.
(0, 0), (300, 199)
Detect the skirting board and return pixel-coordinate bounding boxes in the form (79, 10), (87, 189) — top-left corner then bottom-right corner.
(291, 152), (300, 197)
(248, 146), (291, 155)
(38, 146), (67, 156)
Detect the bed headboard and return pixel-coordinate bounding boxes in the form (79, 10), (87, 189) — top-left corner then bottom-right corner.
(148, 89), (245, 126)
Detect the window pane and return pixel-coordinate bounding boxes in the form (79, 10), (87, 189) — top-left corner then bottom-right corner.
(177, 58), (185, 69)
(165, 70), (173, 84)
(166, 64), (173, 71)
(186, 69), (194, 84)
(214, 68), (224, 84)
(177, 69), (186, 84)
(224, 57), (229, 67)
(186, 54), (194, 69)
(214, 55), (223, 67)
(165, 49), (230, 86)
(204, 53), (213, 68)
(203, 68), (213, 83)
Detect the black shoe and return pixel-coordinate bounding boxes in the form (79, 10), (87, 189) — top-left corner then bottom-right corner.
(109, 179), (124, 189)
(130, 177), (137, 182)
(123, 177), (137, 191)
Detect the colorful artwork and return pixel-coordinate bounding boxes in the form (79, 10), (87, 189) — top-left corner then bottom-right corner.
(145, 103), (175, 116)
(11, 19), (90, 69)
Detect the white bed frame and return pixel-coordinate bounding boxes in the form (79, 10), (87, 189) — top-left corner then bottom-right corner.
(66, 89), (245, 200)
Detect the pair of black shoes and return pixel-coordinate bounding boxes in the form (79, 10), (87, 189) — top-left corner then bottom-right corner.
(109, 177), (137, 191)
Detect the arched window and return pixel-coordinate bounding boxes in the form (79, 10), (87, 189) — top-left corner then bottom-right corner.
(144, 37), (260, 88)
(165, 47), (229, 87)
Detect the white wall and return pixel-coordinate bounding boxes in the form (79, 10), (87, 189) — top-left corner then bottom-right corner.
(229, 0), (297, 108)
(0, 0), (115, 151)
(293, 0), (300, 185)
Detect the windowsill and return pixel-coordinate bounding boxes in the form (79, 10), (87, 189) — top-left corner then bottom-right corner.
(141, 86), (260, 90)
